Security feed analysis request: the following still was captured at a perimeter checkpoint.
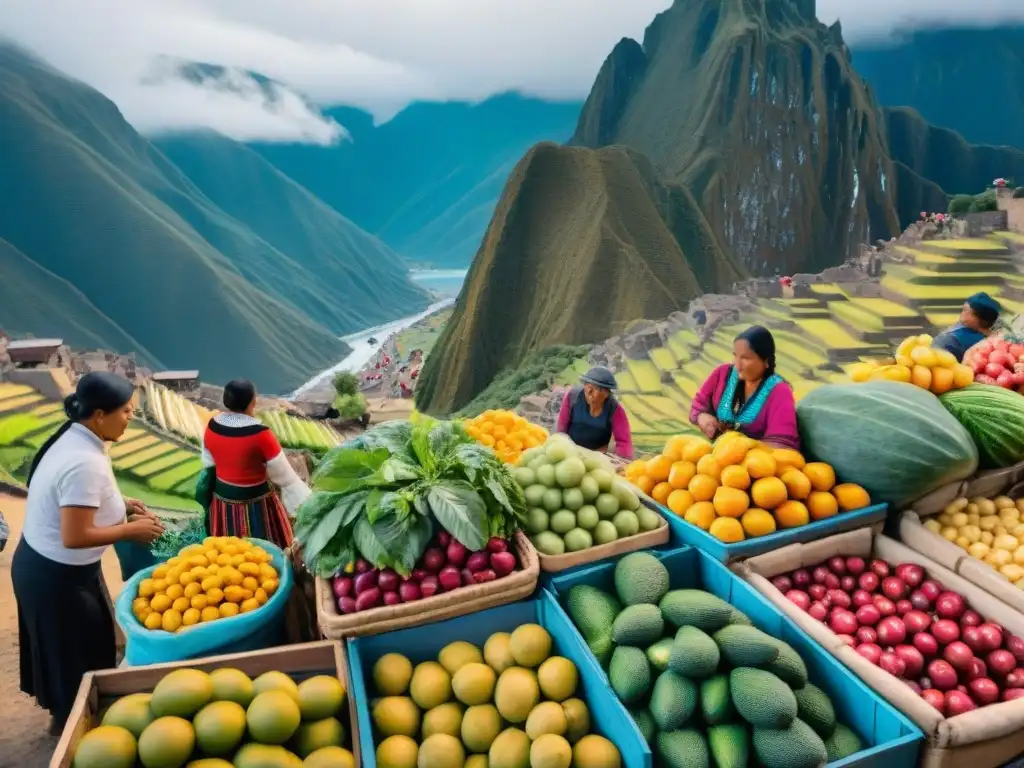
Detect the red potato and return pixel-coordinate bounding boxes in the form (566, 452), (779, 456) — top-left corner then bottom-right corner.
(837, 634), (857, 648)
(830, 610), (858, 635)
(332, 576), (353, 599)
(856, 604), (882, 626)
(446, 540), (469, 567)
(882, 577), (909, 601)
(987, 649), (1017, 676)
(858, 572), (880, 593)
(812, 566), (831, 584)
(808, 584), (827, 601)
(846, 556), (866, 575)
(1004, 689), (1024, 702)
(920, 580), (944, 602)
(841, 576), (857, 592)
(490, 551), (517, 577)
(399, 581), (422, 602)
(1005, 669), (1024, 689)
(438, 566), (462, 591)
(922, 689), (946, 712)
(895, 563), (926, 588)
(824, 573), (841, 590)
(960, 609), (983, 628)
(873, 596), (897, 618)
(377, 569), (400, 592)
(1007, 634), (1024, 663)
(903, 610), (932, 635)
(977, 623), (1004, 652)
(880, 651), (907, 678)
(786, 590), (812, 611)
(827, 589), (852, 609)
(909, 590), (932, 611)
(354, 571), (378, 595)
(437, 531), (452, 547)
(945, 690), (977, 716)
(337, 596), (357, 614)
(968, 678), (1001, 706)
(382, 591), (401, 606)
(355, 588), (382, 611)
(472, 569), (497, 584)
(870, 559), (891, 578)
(420, 575), (440, 598)
(828, 556), (848, 574)
(877, 616), (908, 646)
(465, 552), (490, 572)
(896, 600), (913, 616)
(857, 643), (883, 664)
(964, 657), (988, 682)
(894, 645), (926, 677)
(422, 548), (445, 573)
(792, 569), (812, 588)
(856, 627), (878, 645)
(932, 619), (961, 645)
(486, 537), (508, 553)
(852, 590), (874, 608)
(927, 660), (959, 691)
(809, 602), (828, 622)
(942, 641), (975, 672)
(772, 575), (793, 593)
(913, 632), (940, 658)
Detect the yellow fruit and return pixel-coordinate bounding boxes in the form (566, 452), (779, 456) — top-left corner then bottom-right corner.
(870, 365), (912, 383)
(741, 509), (777, 538)
(849, 362), (878, 383)
(133, 596), (150, 613)
(184, 582), (202, 599)
(240, 598), (260, 613)
(138, 579), (156, 598)
(201, 607), (221, 622)
(772, 449), (805, 473)
(896, 354), (914, 368)
(743, 449), (777, 479)
(224, 585), (252, 604)
(242, 576), (260, 592)
(684, 502), (717, 531)
(667, 489), (696, 516)
(625, 460), (647, 480)
(668, 461), (697, 490)
(150, 594), (172, 613)
(720, 465), (751, 490)
(646, 455), (673, 484)
(375, 735), (418, 768)
(182, 608), (201, 626)
(807, 492), (839, 521)
(206, 587), (224, 605)
(144, 612), (163, 630)
(696, 455), (721, 481)
(152, 565), (169, 580)
(633, 475), (655, 495)
(682, 440), (712, 463)
(911, 365), (932, 390)
(775, 501), (810, 528)
(165, 584), (184, 601)
(262, 579), (279, 596)
(833, 483), (870, 511)
(953, 364), (975, 388)
(410, 662), (453, 710)
(651, 482), (673, 505)
(930, 367), (955, 395)
(779, 469), (811, 500)
(219, 603), (240, 618)
(803, 462), (836, 492)
(712, 437), (749, 466)
(896, 336), (918, 358)
(751, 477), (788, 510)
(494, 667), (541, 723)
(254, 588), (269, 605)
(709, 517), (744, 543)
(910, 345), (939, 368)
(688, 474), (718, 503)
(373, 697), (421, 738)
(713, 486), (750, 519)
(201, 575), (222, 592)
(172, 597), (190, 613)
(161, 609), (183, 632)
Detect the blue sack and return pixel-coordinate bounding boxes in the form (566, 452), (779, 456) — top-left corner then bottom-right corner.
(113, 540), (158, 581)
(115, 537), (293, 666)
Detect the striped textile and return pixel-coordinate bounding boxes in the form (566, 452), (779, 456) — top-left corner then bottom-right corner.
(207, 485), (293, 549)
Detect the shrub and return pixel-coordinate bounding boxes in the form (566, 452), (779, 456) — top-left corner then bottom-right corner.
(333, 393), (367, 420)
(948, 195), (975, 214)
(1014, 187), (1024, 199)
(332, 371), (359, 397)
(970, 189), (999, 213)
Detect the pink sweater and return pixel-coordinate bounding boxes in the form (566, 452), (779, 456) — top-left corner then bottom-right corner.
(689, 364), (801, 450)
(556, 390), (635, 459)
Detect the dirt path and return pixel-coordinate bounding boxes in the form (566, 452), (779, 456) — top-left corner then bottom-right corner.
(0, 494), (123, 768)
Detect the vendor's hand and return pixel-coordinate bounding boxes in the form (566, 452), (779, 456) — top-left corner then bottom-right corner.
(124, 498), (155, 519)
(697, 413), (719, 439)
(124, 516), (165, 545)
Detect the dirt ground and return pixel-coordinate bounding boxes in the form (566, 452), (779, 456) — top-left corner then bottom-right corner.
(0, 493), (123, 768)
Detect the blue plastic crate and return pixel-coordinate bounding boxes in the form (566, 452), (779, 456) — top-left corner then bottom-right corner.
(348, 595), (652, 768)
(658, 501), (889, 562)
(547, 546), (923, 768)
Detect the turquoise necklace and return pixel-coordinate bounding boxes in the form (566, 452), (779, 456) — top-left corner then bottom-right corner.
(716, 367), (782, 426)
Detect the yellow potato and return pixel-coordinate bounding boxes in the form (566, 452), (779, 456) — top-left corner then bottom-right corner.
(986, 549), (1013, 568)
(978, 499), (998, 517)
(960, 525), (982, 544)
(938, 514), (953, 527)
(951, 512), (970, 528)
(1014, 546), (1024, 565)
(981, 531), (995, 545)
(1001, 564), (1024, 582)
(968, 542), (991, 559)
(967, 503), (980, 516)
(945, 497), (969, 515)
(923, 519), (943, 534)
(941, 527), (959, 542)
(954, 536), (971, 550)
(967, 513), (981, 526)
(996, 496), (1016, 510)
(995, 534), (1020, 551)
(980, 516), (1000, 531)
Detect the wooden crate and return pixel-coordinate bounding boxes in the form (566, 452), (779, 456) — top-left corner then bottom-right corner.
(52, 640), (359, 768)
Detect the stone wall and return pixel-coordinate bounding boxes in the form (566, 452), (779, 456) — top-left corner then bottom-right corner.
(963, 211), (1009, 236)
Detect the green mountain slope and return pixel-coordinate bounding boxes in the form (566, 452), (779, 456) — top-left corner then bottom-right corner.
(853, 27), (1024, 150)
(254, 94), (582, 267)
(414, 143), (744, 413)
(0, 45), (350, 393)
(155, 133), (428, 332)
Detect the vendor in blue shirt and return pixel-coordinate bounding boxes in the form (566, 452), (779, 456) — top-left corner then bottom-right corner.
(932, 292), (1002, 362)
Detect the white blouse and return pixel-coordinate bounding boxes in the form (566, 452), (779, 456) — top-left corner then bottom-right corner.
(22, 423), (126, 565)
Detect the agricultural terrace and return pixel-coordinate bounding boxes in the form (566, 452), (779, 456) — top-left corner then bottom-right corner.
(560, 235), (1024, 453)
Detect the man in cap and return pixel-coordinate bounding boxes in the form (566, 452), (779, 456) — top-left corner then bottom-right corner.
(556, 367), (634, 459)
(932, 292), (1002, 362)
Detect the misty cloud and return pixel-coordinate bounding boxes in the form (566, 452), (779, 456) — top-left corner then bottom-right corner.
(1, 0), (1021, 143)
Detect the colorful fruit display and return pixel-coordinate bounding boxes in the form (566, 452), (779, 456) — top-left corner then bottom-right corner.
(464, 409), (549, 465)
(131, 537), (280, 632)
(329, 532), (522, 614)
(940, 384), (1024, 469)
(625, 432), (868, 543)
(774, 554), (1024, 714)
(564, 553), (865, 765)
(367, 625), (622, 768)
(965, 335), (1024, 391)
(797, 381), (979, 508)
(72, 667), (353, 768)
(848, 334), (973, 395)
(924, 495), (1024, 587)
(514, 434), (662, 556)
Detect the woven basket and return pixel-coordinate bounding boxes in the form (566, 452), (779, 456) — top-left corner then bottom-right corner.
(317, 531), (539, 639)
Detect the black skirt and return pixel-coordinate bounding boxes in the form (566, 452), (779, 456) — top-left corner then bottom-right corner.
(12, 538), (116, 723)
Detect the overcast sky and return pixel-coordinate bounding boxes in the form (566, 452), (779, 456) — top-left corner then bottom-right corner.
(1, 0), (1021, 143)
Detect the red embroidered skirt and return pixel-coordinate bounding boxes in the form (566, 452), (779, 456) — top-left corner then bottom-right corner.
(207, 480), (294, 549)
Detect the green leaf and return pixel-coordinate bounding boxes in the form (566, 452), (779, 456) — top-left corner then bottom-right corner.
(361, 421), (415, 456)
(428, 481), (488, 551)
(353, 517), (391, 568)
(410, 422), (436, 474)
(311, 447), (389, 492)
(380, 458), (422, 484)
(302, 490), (368, 564)
(394, 516), (433, 575)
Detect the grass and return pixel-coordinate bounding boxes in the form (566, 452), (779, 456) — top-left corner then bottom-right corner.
(0, 383), (33, 399)
(625, 360), (663, 394)
(113, 443), (179, 470)
(848, 298), (920, 318)
(131, 450), (197, 478)
(116, 476), (201, 513)
(149, 460), (205, 492)
(881, 275), (1003, 300)
(109, 435), (160, 458)
(829, 302), (885, 332)
(0, 394), (44, 413)
(993, 231), (1024, 245)
(923, 239), (1010, 252)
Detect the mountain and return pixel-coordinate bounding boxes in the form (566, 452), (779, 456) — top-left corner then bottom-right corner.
(414, 143), (745, 413)
(416, 0), (1024, 415)
(0, 46), (428, 393)
(254, 93), (582, 267)
(852, 27), (1024, 151)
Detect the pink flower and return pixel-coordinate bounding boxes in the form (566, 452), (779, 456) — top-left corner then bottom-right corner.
(995, 178), (1007, 187)
(920, 211), (927, 219)
(936, 214), (945, 222)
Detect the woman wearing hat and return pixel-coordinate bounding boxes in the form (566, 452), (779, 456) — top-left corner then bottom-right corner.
(689, 326), (800, 450)
(556, 367), (634, 459)
(932, 292), (1001, 362)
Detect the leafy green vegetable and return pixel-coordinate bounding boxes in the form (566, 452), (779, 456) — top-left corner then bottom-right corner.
(150, 515), (206, 561)
(295, 419), (527, 577)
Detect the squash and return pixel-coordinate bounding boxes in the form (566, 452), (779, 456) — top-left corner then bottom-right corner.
(796, 381), (978, 508)
(940, 384), (1024, 469)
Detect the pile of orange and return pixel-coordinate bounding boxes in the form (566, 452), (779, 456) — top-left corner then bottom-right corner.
(132, 536), (279, 632)
(623, 432), (870, 543)
(464, 409), (548, 464)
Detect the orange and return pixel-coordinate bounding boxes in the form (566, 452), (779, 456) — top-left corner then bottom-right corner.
(952, 364), (974, 389)
(751, 476), (788, 510)
(646, 455), (673, 484)
(668, 461), (697, 490)
(684, 502), (716, 531)
(911, 365), (932, 391)
(743, 449), (777, 479)
(930, 367), (955, 395)
(663, 436), (688, 462)
(712, 437), (750, 467)
(633, 475), (656, 496)
(720, 465), (751, 490)
(775, 500), (810, 529)
(741, 508), (777, 538)
(780, 469), (812, 500)
(804, 462), (836, 492)
(696, 455), (722, 481)
(667, 489), (696, 516)
(625, 460), (647, 480)
(833, 483), (871, 512)
(772, 449), (805, 473)
(652, 482), (673, 505)
(688, 474), (718, 503)
(713, 486), (750, 518)
(682, 440), (712, 463)
(808, 491), (839, 520)
(709, 517), (745, 543)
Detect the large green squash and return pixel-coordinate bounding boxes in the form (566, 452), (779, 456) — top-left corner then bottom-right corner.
(796, 381), (978, 508)
(939, 384), (1024, 469)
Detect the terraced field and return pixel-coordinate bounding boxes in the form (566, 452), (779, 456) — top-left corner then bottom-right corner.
(560, 234), (1024, 452)
(0, 382), (201, 511)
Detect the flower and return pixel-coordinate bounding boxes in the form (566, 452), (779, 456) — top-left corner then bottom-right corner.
(995, 178), (1007, 187)
(935, 213), (945, 222)
(920, 211), (927, 219)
